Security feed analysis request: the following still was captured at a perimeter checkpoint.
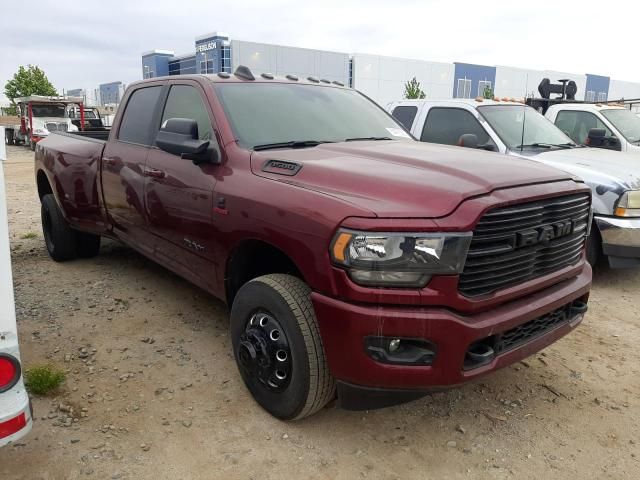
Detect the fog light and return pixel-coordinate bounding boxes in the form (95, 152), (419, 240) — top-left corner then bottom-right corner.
(388, 339), (401, 352)
(364, 336), (436, 366)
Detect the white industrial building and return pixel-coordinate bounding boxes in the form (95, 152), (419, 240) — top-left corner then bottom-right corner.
(137, 31), (640, 107)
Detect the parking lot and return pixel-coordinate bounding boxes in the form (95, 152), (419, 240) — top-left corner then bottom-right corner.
(0, 144), (638, 479)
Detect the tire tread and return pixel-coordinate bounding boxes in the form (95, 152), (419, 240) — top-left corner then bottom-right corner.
(251, 274), (335, 419)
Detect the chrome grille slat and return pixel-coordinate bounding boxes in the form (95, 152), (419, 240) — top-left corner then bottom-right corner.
(459, 193), (590, 297)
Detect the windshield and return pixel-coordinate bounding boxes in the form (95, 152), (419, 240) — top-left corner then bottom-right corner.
(601, 109), (640, 143)
(478, 105), (574, 150)
(31, 104), (67, 118)
(214, 83), (411, 149)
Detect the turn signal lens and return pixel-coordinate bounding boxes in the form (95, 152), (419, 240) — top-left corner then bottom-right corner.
(615, 191), (640, 217)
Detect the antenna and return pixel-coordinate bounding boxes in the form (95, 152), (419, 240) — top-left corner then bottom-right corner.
(520, 104), (526, 153)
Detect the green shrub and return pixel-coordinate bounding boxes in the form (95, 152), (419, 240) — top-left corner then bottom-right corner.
(24, 364), (65, 395)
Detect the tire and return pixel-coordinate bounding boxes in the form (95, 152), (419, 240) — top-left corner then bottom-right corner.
(41, 194), (78, 261)
(76, 231), (101, 258)
(586, 225), (601, 268)
(5, 129), (14, 145)
(30, 139), (36, 151)
(230, 274), (335, 420)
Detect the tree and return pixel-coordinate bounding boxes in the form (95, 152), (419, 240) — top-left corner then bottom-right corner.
(4, 65), (57, 114)
(482, 84), (494, 99)
(404, 77), (426, 99)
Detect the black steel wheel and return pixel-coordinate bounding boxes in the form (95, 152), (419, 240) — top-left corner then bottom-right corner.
(237, 312), (292, 392)
(230, 274), (335, 420)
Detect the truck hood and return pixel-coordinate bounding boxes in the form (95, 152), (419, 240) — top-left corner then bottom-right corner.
(251, 140), (575, 218)
(513, 147), (640, 191)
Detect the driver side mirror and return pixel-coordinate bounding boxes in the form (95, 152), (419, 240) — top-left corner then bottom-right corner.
(586, 128), (606, 146)
(156, 118), (219, 164)
(457, 134), (479, 149)
(586, 128), (621, 151)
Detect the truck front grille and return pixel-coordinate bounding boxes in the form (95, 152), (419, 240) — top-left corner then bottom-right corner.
(459, 193), (590, 297)
(497, 304), (570, 353)
(45, 122), (68, 132)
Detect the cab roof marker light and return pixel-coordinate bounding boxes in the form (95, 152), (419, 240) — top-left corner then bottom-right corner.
(261, 73), (274, 80)
(217, 72), (231, 79)
(332, 81), (344, 86)
(475, 97), (483, 102)
(286, 74), (299, 81)
(234, 65), (255, 81)
(307, 76), (320, 83)
(320, 79), (331, 84)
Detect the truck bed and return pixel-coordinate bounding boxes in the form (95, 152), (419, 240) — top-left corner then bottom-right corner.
(35, 132), (109, 233)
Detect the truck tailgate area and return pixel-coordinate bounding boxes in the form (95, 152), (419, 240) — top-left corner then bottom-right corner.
(35, 132), (107, 231)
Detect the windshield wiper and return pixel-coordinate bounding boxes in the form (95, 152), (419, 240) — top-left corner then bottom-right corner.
(516, 142), (575, 150)
(345, 136), (393, 142)
(253, 140), (334, 151)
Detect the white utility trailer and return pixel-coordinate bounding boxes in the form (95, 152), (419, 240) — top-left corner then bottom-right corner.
(0, 127), (32, 446)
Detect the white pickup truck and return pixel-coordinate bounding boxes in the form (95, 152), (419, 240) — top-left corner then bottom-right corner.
(0, 128), (32, 446)
(387, 99), (640, 268)
(544, 103), (640, 154)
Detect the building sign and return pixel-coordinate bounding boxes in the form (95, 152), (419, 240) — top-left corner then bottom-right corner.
(196, 42), (217, 53)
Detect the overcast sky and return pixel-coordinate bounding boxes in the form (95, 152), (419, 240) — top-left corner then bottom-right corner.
(1, 0), (637, 103)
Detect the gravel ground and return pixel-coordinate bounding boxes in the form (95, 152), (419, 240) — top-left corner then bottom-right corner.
(0, 144), (638, 479)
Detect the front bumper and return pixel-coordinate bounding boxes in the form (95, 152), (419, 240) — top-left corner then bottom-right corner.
(313, 264), (591, 407)
(595, 215), (640, 267)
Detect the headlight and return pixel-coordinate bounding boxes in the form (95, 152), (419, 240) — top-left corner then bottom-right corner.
(69, 124), (79, 132)
(615, 191), (640, 217)
(330, 229), (472, 287)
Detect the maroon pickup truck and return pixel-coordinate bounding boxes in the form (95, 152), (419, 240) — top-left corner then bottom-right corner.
(34, 69), (592, 419)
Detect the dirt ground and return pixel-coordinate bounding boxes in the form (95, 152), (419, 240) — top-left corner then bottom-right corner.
(0, 144), (638, 479)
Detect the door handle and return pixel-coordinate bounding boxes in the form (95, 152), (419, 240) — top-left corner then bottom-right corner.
(102, 157), (116, 166)
(144, 168), (166, 179)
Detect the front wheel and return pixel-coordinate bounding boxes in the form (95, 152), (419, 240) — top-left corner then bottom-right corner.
(5, 129), (14, 145)
(586, 225), (601, 268)
(230, 274), (335, 420)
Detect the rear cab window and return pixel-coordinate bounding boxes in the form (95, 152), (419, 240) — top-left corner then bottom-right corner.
(391, 106), (418, 131)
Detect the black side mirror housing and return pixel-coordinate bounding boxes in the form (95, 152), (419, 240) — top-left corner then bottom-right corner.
(586, 128), (606, 146)
(457, 134), (479, 149)
(586, 128), (621, 151)
(156, 118), (219, 164)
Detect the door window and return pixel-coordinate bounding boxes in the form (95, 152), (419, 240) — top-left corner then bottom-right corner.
(421, 107), (492, 146)
(391, 106), (418, 131)
(160, 85), (213, 143)
(478, 80), (492, 97)
(456, 78), (472, 99)
(117, 86), (162, 145)
(554, 110), (612, 144)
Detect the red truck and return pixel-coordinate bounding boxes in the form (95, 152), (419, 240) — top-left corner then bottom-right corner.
(34, 69), (592, 420)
